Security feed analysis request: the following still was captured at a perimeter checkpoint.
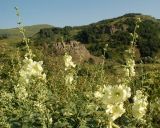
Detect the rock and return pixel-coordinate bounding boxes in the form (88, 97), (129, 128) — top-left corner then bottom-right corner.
(52, 41), (101, 63)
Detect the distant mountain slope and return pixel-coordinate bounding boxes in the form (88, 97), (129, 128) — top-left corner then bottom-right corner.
(1, 13), (160, 64)
(33, 13), (160, 63)
(0, 24), (53, 38)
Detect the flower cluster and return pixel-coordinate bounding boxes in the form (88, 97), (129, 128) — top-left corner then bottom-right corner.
(63, 53), (76, 85)
(15, 57), (46, 100)
(19, 57), (46, 84)
(64, 53), (76, 71)
(132, 90), (148, 120)
(124, 41), (136, 78)
(125, 58), (136, 77)
(123, 18), (142, 78)
(105, 103), (125, 121)
(95, 84), (131, 121)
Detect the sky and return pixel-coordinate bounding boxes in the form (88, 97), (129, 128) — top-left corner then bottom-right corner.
(0, 0), (160, 29)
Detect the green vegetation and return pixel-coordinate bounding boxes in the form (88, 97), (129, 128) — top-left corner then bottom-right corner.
(1, 13), (160, 64)
(1, 12), (160, 128)
(32, 13), (160, 63)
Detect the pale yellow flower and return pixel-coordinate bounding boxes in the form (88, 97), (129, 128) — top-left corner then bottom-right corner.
(132, 102), (147, 119)
(94, 84), (131, 122)
(125, 58), (136, 77)
(137, 17), (142, 23)
(124, 68), (130, 77)
(132, 90), (148, 120)
(64, 53), (76, 70)
(130, 66), (135, 77)
(106, 103), (125, 121)
(19, 57), (46, 83)
(102, 84), (131, 105)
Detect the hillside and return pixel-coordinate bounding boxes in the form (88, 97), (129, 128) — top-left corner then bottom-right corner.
(1, 13), (160, 64)
(32, 13), (160, 63)
(0, 24), (53, 39)
(0, 24), (53, 60)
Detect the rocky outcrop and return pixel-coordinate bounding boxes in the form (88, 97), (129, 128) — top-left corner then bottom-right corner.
(52, 41), (101, 63)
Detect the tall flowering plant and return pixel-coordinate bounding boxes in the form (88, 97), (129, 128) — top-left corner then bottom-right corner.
(11, 7), (52, 127)
(92, 17), (149, 128)
(64, 53), (76, 86)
